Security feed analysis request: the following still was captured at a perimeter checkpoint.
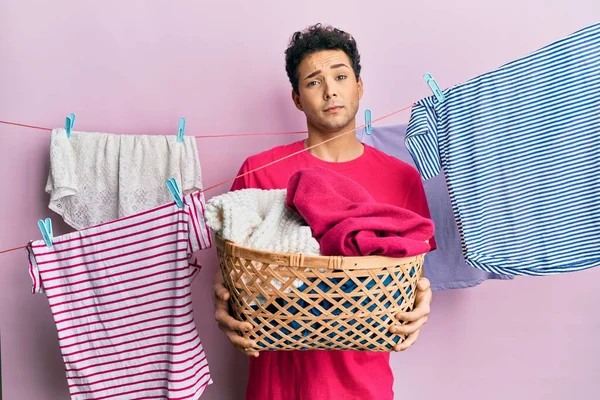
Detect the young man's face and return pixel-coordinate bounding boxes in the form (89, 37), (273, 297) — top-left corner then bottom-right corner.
(293, 49), (363, 133)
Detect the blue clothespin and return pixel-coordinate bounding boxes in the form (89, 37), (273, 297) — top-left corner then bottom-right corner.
(424, 73), (446, 103)
(37, 218), (53, 248)
(65, 113), (76, 138)
(177, 117), (186, 143)
(364, 109), (372, 135)
(166, 178), (184, 208)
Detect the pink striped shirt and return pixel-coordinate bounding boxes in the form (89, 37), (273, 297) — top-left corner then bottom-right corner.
(27, 191), (213, 400)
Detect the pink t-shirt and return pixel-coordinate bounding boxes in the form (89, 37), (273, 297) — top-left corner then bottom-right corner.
(231, 140), (436, 400)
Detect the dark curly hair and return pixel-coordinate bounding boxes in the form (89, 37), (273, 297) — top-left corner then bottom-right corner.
(285, 24), (362, 94)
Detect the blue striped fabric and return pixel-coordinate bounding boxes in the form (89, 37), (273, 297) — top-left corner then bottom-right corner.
(405, 22), (600, 276)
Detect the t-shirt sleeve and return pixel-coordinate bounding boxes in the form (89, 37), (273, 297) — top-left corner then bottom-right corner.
(405, 175), (438, 251)
(26, 244), (44, 294)
(405, 100), (441, 180)
(184, 190), (213, 254)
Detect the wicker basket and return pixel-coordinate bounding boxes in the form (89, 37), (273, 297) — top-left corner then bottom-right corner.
(216, 235), (425, 352)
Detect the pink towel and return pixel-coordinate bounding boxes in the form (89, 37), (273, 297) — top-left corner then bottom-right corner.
(286, 167), (434, 257)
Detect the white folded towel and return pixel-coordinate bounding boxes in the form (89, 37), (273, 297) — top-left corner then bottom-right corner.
(205, 188), (320, 255)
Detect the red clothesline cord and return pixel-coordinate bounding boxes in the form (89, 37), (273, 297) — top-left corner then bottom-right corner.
(0, 120), (307, 138)
(0, 120), (51, 131)
(0, 245), (28, 255)
(0, 103), (413, 255)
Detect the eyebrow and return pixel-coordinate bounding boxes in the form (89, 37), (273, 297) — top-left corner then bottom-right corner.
(303, 63), (349, 80)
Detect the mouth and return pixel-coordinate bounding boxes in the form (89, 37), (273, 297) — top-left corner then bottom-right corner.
(324, 105), (344, 112)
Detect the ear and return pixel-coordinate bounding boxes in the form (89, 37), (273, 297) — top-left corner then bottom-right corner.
(358, 77), (364, 100)
(292, 90), (303, 111)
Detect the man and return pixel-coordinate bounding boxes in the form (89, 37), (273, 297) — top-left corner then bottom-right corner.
(213, 23), (435, 400)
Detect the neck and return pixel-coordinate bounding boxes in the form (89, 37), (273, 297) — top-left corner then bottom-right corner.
(304, 119), (364, 162)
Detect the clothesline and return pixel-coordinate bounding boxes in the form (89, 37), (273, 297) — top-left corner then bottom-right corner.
(0, 119), (308, 138)
(0, 103), (415, 256)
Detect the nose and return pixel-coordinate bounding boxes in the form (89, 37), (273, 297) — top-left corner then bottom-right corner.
(323, 79), (337, 100)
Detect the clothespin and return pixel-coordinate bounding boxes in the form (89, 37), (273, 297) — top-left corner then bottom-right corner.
(65, 113), (76, 138)
(364, 109), (372, 135)
(166, 178), (184, 208)
(424, 73), (446, 103)
(37, 218), (53, 248)
(177, 117), (186, 143)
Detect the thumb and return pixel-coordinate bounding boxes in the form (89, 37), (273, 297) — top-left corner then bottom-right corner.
(417, 277), (431, 291)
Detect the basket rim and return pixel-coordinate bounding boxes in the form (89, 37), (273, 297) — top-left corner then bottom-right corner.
(215, 235), (425, 270)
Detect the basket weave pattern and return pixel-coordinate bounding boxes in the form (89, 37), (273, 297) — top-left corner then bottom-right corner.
(216, 236), (424, 351)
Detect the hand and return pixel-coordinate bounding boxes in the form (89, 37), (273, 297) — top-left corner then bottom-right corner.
(388, 276), (432, 351)
(213, 270), (260, 357)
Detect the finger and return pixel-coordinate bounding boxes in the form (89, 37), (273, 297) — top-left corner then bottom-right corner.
(243, 348), (260, 358)
(213, 284), (230, 301)
(396, 286), (432, 321)
(416, 276), (431, 291)
(394, 328), (421, 352)
(223, 328), (260, 357)
(227, 343), (258, 357)
(224, 328), (258, 350)
(395, 303), (430, 322)
(215, 308), (253, 332)
(389, 316), (428, 335)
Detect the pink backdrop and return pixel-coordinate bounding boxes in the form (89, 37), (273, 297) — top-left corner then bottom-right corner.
(1, 1), (600, 399)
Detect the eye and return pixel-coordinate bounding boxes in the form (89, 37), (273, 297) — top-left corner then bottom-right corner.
(307, 80), (320, 87)
(337, 74), (347, 80)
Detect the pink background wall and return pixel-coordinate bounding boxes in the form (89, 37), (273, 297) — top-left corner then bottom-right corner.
(1, 1), (600, 399)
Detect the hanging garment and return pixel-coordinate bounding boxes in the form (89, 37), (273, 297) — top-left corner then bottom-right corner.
(27, 192), (212, 400)
(46, 128), (205, 230)
(361, 124), (511, 289)
(405, 22), (600, 276)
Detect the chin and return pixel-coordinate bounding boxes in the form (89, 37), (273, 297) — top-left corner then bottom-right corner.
(321, 119), (353, 133)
